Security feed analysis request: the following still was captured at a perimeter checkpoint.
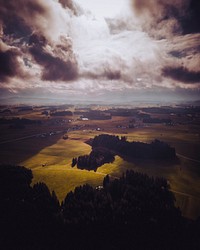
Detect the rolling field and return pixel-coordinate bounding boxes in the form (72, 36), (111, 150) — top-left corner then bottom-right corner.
(18, 126), (200, 219)
(1, 108), (199, 219)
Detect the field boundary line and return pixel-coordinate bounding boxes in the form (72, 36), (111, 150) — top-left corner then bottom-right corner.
(176, 153), (200, 163)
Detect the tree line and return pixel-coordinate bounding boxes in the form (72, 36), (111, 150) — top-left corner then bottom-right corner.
(0, 117), (42, 125)
(50, 111), (73, 116)
(0, 164), (199, 249)
(92, 134), (177, 160)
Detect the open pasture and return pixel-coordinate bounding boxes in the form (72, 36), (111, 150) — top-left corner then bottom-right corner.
(1, 108), (200, 219)
(19, 125), (200, 219)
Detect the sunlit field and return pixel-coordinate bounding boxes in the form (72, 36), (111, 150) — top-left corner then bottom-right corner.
(19, 126), (200, 219)
(0, 106), (199, 219)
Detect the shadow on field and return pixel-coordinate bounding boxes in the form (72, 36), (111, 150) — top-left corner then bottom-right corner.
(0, 135), (61, 165)
(118, 154), (180, 168)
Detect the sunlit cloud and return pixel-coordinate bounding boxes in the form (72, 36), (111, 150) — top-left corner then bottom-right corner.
(0, 0), (199, 103)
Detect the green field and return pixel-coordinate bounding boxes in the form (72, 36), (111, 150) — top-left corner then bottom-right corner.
(18, 127), (200, 219)
(1, 109), (199, 219)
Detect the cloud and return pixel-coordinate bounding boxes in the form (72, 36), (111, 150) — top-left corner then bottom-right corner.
(0, 0), (80, 45)
(0, 42), (29, 82)
(29, 33), (78, 81)
(30, 47), (78, 81)
(0, 49), (21, 82)
(0, 0), (79, 83)
(162, 66), (200, 84)
(0, 0), (199, 103)
(163, 34), (200, 81)
(59, 0), (74, 9)
(0, 0), (45, 39)
(181, 0), (200, 34)
(132, 0), (200, 38)
(59, 0), (82, 15)
(83, 68), (122, 81)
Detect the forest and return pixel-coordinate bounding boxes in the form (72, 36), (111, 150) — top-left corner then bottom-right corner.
(0, 164), (199, 250)
(72, 135), (177, 172)
(71, 148), (115, 171)
(92, 134), (177, 160)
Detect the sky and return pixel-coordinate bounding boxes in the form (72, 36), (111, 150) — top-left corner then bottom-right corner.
(0, 0), (200, 104)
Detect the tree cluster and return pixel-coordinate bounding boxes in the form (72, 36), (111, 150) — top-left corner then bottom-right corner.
(71, 148), (115, 171)
(92, 134), (177, 160)
(50, 111), (73, 116)
(0, 117), (41, 126)
(143, 117), (172, 124)
(1, 165), (199, 250)
(107, 108), (138, 117)
(62, 171), (180, 235)
(0, 165), (60, 250)
(82, 110), (112, 120)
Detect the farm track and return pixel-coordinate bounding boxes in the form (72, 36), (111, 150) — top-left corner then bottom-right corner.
(176, 153), (200, 163)
(0, 130), (65, 145)
(0, 133), (44, 144)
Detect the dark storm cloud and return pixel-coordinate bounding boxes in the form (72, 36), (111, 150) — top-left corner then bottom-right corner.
(59, 0), (76, 12)
(0, 0), (79, 83)
(105, 70), (121, 80)
(0, 0), (46, 39)
(83, 68), (122, 81)
(181, 0), (200, 34)
(30, 46), (78, 81)
(132, 0), (200, 37)
(133, 0), (186, 14)
(58, 0), (83, 16)
(1, 16), (31, 40)
(29, 33), (78, 82)
(162, 66), (200, 83)
(0, 0), (46, 20)
(28, 33), (47, 47)
(0, 0), (47, 81)
(168, 50), (187, 59)
(0, 48), (26, 82)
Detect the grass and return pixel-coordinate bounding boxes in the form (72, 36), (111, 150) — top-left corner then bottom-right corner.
(11, 125), (200, 219)
(32, 166), (104, 201)
(21, 133), (98, 201)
